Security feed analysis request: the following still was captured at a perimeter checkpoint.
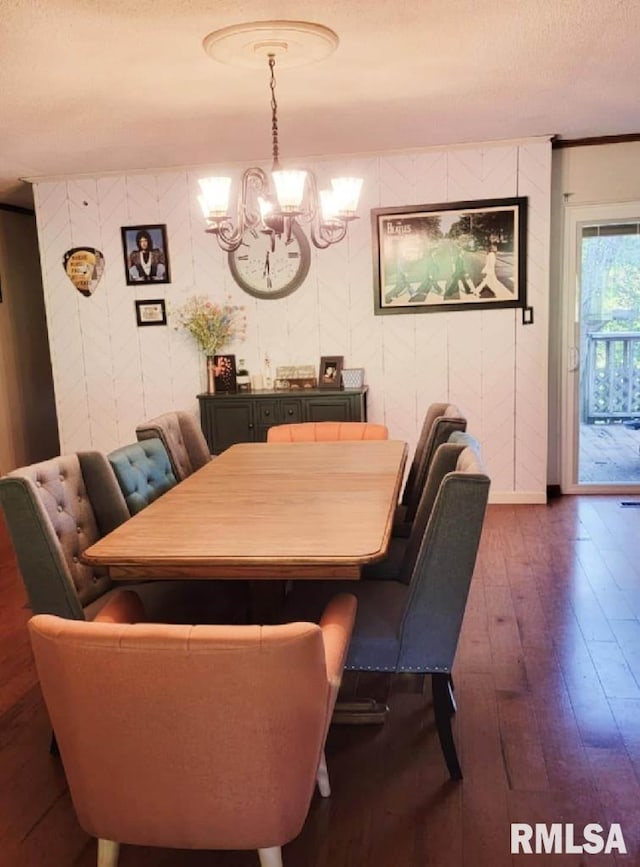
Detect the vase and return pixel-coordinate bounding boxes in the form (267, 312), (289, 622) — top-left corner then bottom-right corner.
(206, 356), (216, 394)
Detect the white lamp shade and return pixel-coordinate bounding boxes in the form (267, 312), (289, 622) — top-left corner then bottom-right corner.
(272, 170), (307, 211)
(258, 196), (273, 220)
(331, 177), (363, 215)
(319, 189), (339, 223)
(198, 176), (232, 218)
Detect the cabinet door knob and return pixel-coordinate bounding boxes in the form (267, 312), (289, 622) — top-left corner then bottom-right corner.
(264, 410), (270, 416)
(287, 409), (293, 416)
(248, 423), (254, 429)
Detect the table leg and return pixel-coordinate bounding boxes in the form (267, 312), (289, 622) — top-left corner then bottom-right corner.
(332, 671), (391, 723)
(332, 698), (389, 724)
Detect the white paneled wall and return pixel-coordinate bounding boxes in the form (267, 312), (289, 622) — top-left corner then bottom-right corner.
(33, 139), (551, 501)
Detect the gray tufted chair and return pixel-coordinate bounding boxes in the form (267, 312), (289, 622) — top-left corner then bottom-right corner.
(394, 402), (467, 537)
(0, 452), (244, 625)
(135, 411), (211, 481)
(107, 438), (176, 516)
(282, 443), (490, 780)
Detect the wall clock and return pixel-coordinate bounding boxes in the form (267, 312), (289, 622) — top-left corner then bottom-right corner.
(228, 221), (311, 299)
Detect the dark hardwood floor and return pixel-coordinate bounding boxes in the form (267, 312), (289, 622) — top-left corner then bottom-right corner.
(1, 498), (640, 866)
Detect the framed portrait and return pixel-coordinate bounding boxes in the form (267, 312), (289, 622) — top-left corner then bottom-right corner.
(372, 197), (527, 315)
(319, 356), (344, 389)
(135, 299), (167, 327)
(213, 354), (237, 393)
(121, 224), (171, 286)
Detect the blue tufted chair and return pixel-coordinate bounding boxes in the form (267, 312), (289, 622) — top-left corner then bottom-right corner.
(281, 443), (490, 780)
(136, 411), (211, 481)
(393, 402), (467, 537)
(107, 438), (176, 516)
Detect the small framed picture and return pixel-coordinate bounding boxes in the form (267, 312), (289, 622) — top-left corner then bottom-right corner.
(342, 368), (365, 389)
(135, 299), (167, 326)
(121, 224), (170, 285)
(319, 356), (344, 389)
(213, 354), (237, 393)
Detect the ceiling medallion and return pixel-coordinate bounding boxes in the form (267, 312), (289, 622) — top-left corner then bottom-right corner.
(202, 20), (339, 68)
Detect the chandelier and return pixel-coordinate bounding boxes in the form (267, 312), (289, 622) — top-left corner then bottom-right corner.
(197, 22), (363, 253)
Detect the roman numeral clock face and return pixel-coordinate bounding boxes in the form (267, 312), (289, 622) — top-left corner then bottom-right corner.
(228, 222), (311, 299)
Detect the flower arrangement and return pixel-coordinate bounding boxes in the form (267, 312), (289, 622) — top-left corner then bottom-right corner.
(173, 294), (247, 356)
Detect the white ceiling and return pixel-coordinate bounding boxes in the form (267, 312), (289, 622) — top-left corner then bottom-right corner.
(2, 0), (639, 209)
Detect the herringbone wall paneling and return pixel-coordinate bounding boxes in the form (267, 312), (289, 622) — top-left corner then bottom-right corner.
(33, 139), (551, 501)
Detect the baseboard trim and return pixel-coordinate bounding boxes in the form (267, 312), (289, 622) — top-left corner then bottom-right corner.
(488, 491), (547, 505)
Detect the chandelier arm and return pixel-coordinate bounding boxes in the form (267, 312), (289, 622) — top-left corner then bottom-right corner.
(327, 222), (349, 244)
(205, 221), (244, 252)
(240, 166), (270, 230)
(304, 170), (329, 246)
(310, 235), (331, 250)
(311, 220), (348, 249)
(303, 170), (321, 221)
(300, 170), (345, 248)
(309, 221), (332, 249)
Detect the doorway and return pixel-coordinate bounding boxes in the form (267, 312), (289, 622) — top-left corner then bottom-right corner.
(562, 202), (640, 492)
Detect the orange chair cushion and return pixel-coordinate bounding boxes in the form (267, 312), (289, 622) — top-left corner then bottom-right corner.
(267, 422), (388, 442)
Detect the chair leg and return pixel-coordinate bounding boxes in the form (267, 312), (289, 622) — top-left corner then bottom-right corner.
(97, 839), (120, 867)
(447, 675), (457, 716)
(49, 731), (60, 757)
(258, 846), (283, 867)
(316, 750), (331, 797)
(432, 673), (462, 780)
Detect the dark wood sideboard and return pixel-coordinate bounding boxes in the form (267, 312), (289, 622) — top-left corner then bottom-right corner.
(198, 387), (369, 454)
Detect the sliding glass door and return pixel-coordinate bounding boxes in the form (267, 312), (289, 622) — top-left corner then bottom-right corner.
(562, 202), (640, 492)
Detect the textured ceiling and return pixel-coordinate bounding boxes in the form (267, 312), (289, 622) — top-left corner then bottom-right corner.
(1, 0), (639, 208)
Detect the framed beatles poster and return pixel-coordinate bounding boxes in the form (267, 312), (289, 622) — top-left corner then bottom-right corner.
(372, 197), (527, 315)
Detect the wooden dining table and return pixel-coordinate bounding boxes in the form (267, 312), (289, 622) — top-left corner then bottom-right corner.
(83, 440), (407, 581)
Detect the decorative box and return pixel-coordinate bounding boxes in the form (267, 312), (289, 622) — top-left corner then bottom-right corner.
(274, 364), (317, 390)
(341, 368), (365, 389)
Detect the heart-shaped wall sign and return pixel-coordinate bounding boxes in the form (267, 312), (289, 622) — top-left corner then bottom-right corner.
(63, 247), (105, 297)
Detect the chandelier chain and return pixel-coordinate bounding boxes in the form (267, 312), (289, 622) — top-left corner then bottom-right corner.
(268, 54), (280, 170)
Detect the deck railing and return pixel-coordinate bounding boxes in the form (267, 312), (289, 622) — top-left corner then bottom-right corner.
(584, 331), (640, 422)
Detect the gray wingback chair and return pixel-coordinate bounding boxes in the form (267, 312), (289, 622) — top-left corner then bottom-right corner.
(107, 438), (176, 516)
(0, 452), (243, 625)
(136, 411), (211, 481)
(362, 438), (473, 583)
(282, 443), (490, 780)
(394, 402), (467, 537)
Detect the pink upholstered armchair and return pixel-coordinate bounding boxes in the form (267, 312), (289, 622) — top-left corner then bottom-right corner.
(29, 593), (356, 867)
